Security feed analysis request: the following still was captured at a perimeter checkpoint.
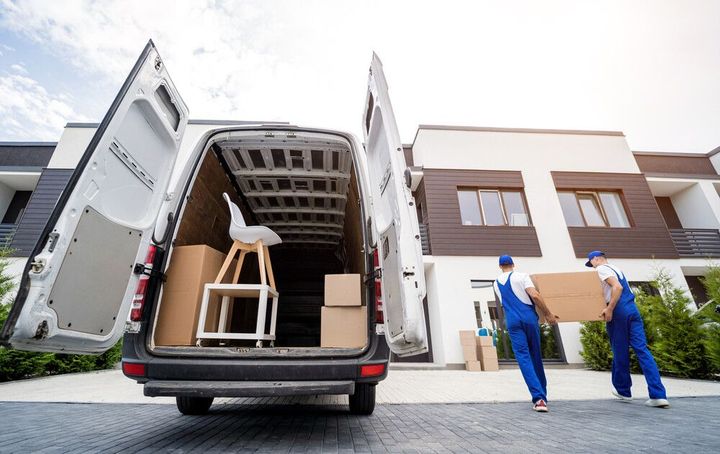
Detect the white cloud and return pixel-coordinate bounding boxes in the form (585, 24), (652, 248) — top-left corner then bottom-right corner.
(0, 73), (90, 140)
(10, 63), (27, 74)
(0, 0), (719, 151)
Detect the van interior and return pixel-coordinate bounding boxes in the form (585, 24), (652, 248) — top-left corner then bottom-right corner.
(150, 130), (369, 354)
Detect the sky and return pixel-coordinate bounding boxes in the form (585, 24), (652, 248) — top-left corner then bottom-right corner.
(0, 0), (718, 152)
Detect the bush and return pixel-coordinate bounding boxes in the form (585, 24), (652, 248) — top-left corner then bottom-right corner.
(579, 267), (712, 379)
(0, 249), (122, 382)
(700, 265), (720, 372)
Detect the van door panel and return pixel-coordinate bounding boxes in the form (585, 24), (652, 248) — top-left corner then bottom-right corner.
(0, 41), (188, 354)
(363, 53), (428, 357)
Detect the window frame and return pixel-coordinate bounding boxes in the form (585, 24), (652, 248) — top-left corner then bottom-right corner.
(558, 189), (632, 228)
(457, 187), (532, 227)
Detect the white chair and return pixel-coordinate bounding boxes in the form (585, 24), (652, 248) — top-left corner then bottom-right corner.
(196, 193), (282, 348)
(214, 192), (282, 287)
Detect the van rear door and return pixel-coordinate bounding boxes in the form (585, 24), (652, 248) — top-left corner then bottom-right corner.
(363, 53), (428, 357)
(0, 40), (188, 354)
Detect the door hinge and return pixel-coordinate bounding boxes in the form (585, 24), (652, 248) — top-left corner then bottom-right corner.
(30, 258), (46, 274)
(133, 263), (166, 281)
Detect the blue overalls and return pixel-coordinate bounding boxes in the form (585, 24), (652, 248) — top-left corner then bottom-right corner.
(602, 265), (667, 399)
(496, 273), (547, 403)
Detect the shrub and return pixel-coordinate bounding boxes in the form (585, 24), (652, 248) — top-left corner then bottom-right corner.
(580, 267), (712, 378)
(0, 249), (122, 382)
(700, 265), (720, 372)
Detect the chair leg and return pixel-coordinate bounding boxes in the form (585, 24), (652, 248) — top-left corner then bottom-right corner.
(255, 240), (266, 285)
(215, 241), (240, 284)
(263, 246), (276, 289)
(231, 251), (247, 285)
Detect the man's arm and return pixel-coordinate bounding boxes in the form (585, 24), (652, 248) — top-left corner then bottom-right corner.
(526, 287), (559, 325)
(600, 276), (623, 322)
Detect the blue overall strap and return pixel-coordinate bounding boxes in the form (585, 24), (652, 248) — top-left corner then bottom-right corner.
(600, 264), (635, 305)
(496, 272), (536, 323)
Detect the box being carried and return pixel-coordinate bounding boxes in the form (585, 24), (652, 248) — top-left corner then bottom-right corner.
(531, 271), (606, 323)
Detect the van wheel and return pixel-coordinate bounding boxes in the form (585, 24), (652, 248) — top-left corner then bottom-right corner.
(349, 383), (376, 415)
(176, 396), (214, 415)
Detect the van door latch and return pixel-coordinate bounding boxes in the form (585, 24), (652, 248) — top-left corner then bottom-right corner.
(133, 263), (167, 281)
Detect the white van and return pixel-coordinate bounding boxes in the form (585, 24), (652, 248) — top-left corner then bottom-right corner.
(0, 41), (427, 415)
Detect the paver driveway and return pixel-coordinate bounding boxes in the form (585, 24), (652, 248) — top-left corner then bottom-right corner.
(1, 397), (718, 453)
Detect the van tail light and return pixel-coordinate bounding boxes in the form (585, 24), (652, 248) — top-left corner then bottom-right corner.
(373, 249), (384, 324)
(122, 361), (146, 377)
(360, 363), (386, 378)
(130, 245), (157, 321)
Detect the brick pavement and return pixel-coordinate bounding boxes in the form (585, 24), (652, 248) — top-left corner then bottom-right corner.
(0, 397), (718, 453)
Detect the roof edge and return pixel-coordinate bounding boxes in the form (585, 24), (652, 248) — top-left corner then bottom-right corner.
(0, 142), (58, 146)
(632, 150), (710, 158)
(416, 124), (625, 137)
(66, 120), (291, 129)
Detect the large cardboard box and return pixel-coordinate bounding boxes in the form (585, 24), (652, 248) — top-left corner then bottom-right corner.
(324, 274), (362, 306)
(531, 271), (607, 323)
(154, 245), (236, 346)
(459, 330), (476, 346)
(321, 306), (368, 348)
(476, 336), (493, 347)
(462, 344), (478, 362)
(466, 360), (482, 372)
(478, 345), (499, 371)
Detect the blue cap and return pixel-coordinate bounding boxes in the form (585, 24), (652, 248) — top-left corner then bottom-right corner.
(585, 250), (605, 267)
(499, 255), (514, 266)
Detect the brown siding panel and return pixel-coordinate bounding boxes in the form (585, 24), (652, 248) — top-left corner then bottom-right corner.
(634, 154), (717, 176)
(552, 171), (678, 259)
(655, 197), (683, 229)
(422, 169), (542, 257)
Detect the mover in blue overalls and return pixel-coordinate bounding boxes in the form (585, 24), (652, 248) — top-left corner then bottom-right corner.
(493, 255), (559, 412)
(586, 250), (670, 408)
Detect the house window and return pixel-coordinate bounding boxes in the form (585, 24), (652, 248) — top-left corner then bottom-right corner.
(558, 191), (630, 228)
(458, 189), (531, 226)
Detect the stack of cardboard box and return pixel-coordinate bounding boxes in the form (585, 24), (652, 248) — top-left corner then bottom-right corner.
(459, 330), (499, 371)
(476, 336), (499, 371)
(320, 274), (367, 348)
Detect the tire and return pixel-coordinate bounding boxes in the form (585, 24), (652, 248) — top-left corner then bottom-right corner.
(349, 383), (376, 415)
(176, 396), (214, 415)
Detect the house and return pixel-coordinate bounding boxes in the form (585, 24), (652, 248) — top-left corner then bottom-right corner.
(4, 122), (720, 367)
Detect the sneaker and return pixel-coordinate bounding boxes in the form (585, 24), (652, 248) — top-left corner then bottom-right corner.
(612, 389), (633, 402)
(645, 398), (670, 408)
(533, 399), (549, 412)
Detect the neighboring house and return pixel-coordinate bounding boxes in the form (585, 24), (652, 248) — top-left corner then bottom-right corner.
(403, 125), (720, 367)
(5, 122), (720, 368)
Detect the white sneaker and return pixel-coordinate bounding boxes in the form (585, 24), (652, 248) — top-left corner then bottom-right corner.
(645, 398), (670, 408)
(612, 389), (633, 402)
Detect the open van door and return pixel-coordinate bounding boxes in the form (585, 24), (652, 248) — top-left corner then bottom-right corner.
(0, 41), (188, 354)
(363, 53), (427, 357)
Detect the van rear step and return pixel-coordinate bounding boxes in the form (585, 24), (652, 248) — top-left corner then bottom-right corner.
(144, 380), (355, 397)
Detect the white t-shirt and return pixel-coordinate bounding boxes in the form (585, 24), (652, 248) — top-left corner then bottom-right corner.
(493, 271), (535, 306)
(596, 263), (625, 303)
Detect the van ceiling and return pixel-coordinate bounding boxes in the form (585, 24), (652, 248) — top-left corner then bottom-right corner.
(216, 133), (353, 247)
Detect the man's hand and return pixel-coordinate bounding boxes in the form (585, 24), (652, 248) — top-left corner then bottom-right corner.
(600, 307), (613, 322)
(544, 312), (560, 325)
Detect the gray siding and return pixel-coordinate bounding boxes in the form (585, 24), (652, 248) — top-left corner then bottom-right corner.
(10, 169), (73, 257)
(0, 144), (56, 167)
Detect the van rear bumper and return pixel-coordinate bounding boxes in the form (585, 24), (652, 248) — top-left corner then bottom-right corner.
(144, 380), (355, 397)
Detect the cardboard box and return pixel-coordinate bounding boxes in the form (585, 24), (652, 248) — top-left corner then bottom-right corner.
(321, 306), (367, 348)
(466, 360), (482, 371)
(481, 357), (500, 371)
(462, 344), (478, 362)
(154, 245), (236, 346)
(459, 330), (476, 346)
(324, 274), (362, 306)
(531, 271), (607, 323)
(476, 336), (493, 347)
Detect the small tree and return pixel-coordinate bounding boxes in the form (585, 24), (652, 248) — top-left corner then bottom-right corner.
(700, 265), (720, 373)
(579, 321), (612, 370)
(634, 268), (711, 378)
